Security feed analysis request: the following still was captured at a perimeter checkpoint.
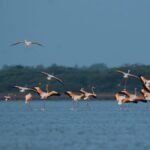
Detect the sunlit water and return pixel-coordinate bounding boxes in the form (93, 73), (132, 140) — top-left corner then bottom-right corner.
(0, 100), (150, 150)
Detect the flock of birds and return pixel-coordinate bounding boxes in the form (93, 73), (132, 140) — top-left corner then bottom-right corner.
(115, 70), (150, 105)
(3, 39), (150, 109)
(5, 40), (96, 107)
(10, 71), (96, 110)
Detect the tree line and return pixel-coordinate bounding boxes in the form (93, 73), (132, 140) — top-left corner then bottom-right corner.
(0, 63), (150, 94)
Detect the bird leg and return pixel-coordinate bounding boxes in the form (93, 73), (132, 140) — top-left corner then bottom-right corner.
(41, 100), (46, 111)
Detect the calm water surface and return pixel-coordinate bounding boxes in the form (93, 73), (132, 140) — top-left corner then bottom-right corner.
(0, 100), (150, 150)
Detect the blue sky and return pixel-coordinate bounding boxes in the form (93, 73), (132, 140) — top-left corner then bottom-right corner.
(1, 0), (150, 67)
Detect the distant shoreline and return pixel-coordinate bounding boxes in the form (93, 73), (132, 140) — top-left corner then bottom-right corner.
(1, 93), (115, 100)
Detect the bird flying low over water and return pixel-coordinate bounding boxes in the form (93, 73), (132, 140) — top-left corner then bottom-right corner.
(115, 89), (147, 105)
(139, 75), (150, 92)
(41, 71), (64, 85)
(14, 86), (33, 93)
(140, 89), (150, 101)
(115, 93), (129, 105)
(11, 40), (43, 47)
(4, 95), (11, 101)
(65, 90), (86, 110)
(65, 91), (85, 101)
(33, 87), (60, 99)
(80, 86), (97, 100)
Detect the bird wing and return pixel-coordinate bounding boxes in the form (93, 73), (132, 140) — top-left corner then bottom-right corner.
(41, 71), (64, 84)
(32, 42), (43, 46)
(49, 91), (60, 96)
(41, 71), (50, 76)
(128, 73), (139, 79)
(65, 91), (72, 97)
(25, 87), (37, 92)
(65, 91), (77, 97)
(52, 75), (64, 84)
(32, 87), (42, 96)
(118, 90), (130, 98)
(11, 41), (24, 46)
(116, 70), (125, 74)
(14, 85), (34, 91)
(91, 94), (97, 98)
(14, 85), (23, 89)
(80, 88), (86, 94)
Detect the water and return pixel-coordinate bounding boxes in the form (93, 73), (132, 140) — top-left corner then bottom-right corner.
(0, 100), (150, 150)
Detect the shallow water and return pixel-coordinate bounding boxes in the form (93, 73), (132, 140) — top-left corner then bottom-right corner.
(0, 100), (150, 150)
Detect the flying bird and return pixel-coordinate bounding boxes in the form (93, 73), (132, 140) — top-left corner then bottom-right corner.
(33, 86), (60, 111)
(80, 86), (97, 100)
(4, 95), (11, 101)
(33, 87), (60, 99)
(118, 89), (147, 104)
(65, 91), (85, 102)
(141, 89), (150, 101)
(14, 86), (33, 93)
(139, 75), (150, 92)
(116, 70), (138, 79)
(115, 91), (145, 105)
(115, 93), (129, 105)
(65, 90), (85, 110)
(79, 86), (97, 108)
(116, 70), (138, 89)
(41, 71), (64, 85)
(11, 40), (43, 47)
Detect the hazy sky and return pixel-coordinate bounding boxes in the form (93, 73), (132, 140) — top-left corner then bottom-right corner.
(1, 0), (150, 67)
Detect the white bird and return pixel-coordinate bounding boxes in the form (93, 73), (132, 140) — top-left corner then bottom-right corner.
(116, 70), (138, 79)
(14, 86), (33, 93)
(41, 71), (64, 85)
(116, 70), (138, 89)
(11, 40), (43, 47)
(4, 95), (11, 101)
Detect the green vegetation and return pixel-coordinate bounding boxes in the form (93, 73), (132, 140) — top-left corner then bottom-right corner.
(0, 63), (149, 94)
